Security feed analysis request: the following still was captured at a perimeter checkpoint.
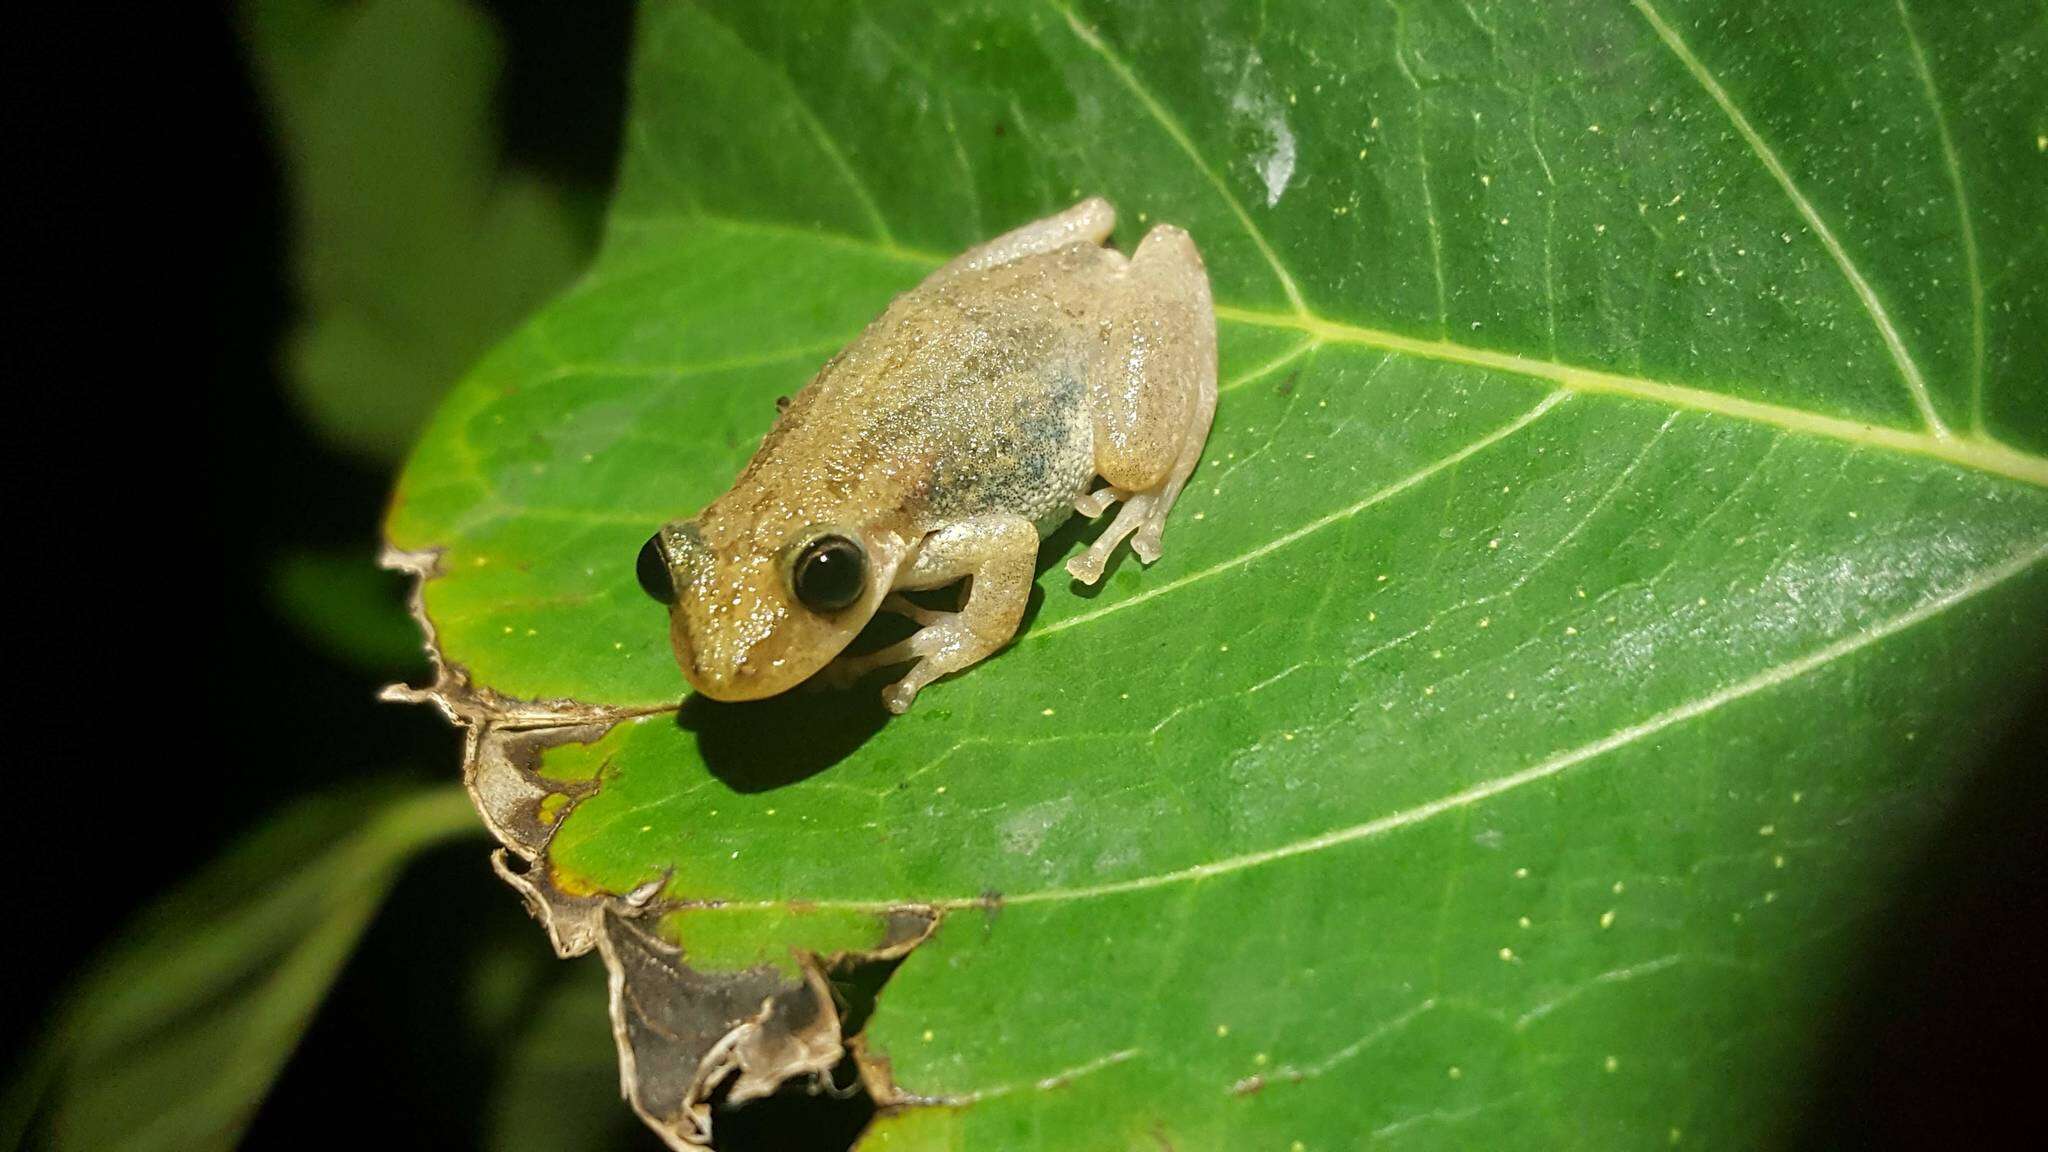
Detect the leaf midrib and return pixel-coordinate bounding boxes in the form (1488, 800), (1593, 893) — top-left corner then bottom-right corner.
(606, 211), (2048, 488)
(1216, 305), (2048, 486)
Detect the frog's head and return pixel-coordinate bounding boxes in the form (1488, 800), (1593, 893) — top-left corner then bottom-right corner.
(636, 514), (904, 701)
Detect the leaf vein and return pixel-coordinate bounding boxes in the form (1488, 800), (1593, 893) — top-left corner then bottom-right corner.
(678, 5), (897, 245)
(1217, 305), (2048, 486)
(748, 538), (2043, 912)
(1046, 0), (1308, 315)
(1893, 0), (1987, 432)
(993, 538), (2047, 907)
(1626, 0), (1951, 438)
(1030, 391), (1570, 641)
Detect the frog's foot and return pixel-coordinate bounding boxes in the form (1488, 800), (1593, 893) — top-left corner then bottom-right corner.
(821, 626), (929, 686)
(878, 619), (970, 713)
(849, 513), (1038, 712)
(827, 613), (992, 713)
(818, 594), (958, 689)
(1066, 491), (1162, 584)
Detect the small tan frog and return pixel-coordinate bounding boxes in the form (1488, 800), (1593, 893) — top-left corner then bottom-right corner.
(637, 198), (1216, 713)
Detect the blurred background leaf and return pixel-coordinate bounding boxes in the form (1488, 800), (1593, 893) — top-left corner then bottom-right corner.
(485, 957), (650, 1152)
(8, 785), (481, 1152)
(240, 0), (599, 462)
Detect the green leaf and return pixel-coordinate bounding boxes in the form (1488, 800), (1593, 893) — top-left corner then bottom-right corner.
(9, 785), (479, 1152)
(240, 0), (595, 460)
(387, 1), (2048, 1147)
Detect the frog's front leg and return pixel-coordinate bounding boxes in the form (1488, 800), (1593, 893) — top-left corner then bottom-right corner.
(1068, 224), (1218, 584)
(828, 514), (1039, 713)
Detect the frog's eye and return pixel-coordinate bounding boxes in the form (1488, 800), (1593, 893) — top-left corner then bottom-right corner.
(791, 534), (866, 612)
(636, 532), (677, 604)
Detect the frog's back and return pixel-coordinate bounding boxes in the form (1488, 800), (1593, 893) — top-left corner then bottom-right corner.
(732, 245), (1114, 534)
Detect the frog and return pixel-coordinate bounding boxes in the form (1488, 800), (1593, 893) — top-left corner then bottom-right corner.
(635, 198), (1216, 713)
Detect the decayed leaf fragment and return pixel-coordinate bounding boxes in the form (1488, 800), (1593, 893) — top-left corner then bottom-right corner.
(382, 545), (939, 1147)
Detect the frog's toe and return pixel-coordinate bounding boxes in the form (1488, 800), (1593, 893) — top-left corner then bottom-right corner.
(1074, 485), (1127, 519)
(1131, 528), (1164, 564)
(822, 636), (916, 688)
(883, 594), (950, 627)
(882, 654), (949, 712)
(1066, 552), (1107, 584)
(1132, 506), (1173, 563)
(881, 679), (921, 713)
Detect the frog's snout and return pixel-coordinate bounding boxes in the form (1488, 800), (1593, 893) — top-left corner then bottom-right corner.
(668, 609), (800, 703)
(670, 613), (740, 700)
(639, 519), (784, 701)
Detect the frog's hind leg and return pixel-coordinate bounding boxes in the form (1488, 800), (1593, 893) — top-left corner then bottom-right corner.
(827, 514), (1039, 713)
(926, 198), (1116, 284)
(1068, 224), (1217, 585)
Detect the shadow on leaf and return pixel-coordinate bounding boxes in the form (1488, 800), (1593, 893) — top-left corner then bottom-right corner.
(680, 686), (889, 794)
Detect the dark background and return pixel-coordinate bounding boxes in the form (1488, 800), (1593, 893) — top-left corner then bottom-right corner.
(6, 4), (2040, 1149)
